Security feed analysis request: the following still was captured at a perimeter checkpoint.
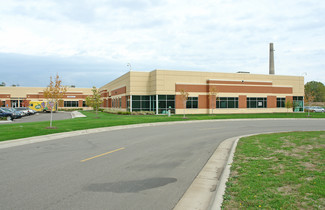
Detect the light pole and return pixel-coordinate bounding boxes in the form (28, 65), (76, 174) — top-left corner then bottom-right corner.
(127, 63), (132, 71)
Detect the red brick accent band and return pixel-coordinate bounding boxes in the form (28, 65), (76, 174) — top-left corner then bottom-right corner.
(111, 86), (126, 96)
(176, 84), (292, 94)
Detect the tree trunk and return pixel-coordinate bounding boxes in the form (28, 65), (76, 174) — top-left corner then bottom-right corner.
(50, 109), (53, 127)
(183, 102), (186, 118)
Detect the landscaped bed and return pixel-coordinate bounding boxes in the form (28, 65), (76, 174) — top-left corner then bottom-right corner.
(222, 131), (325, 209)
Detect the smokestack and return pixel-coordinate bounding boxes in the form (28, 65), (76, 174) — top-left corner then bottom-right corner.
(269, 43), (275, 75)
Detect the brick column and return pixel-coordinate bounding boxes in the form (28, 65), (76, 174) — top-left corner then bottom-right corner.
(78, 100), (83, 107)
(286, 96), (293, 103)
(175, 95), (183, 109)
(5, 100), (11, 108)
(121, 96), (127, 108)
(198, 95), (209, 109)
(267, 96), (276, 108)
(239, 95), (247, 108)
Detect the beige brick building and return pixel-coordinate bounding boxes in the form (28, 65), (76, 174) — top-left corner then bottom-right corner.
(0, 87), (92, 109)
(99, 69), (304, 114)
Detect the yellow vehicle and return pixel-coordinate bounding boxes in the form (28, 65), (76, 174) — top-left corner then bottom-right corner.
(29, 101), (57, 112)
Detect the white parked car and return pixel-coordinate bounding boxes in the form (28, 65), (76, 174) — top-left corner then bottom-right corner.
(309, 106), (325, 113)
(14, 107), (30, 116)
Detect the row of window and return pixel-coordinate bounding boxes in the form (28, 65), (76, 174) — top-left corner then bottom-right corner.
(63, 101), (87, 107)
(129, 95), (176, 114)
(127, 96), (301, 111)
(112, 98), (122, 108)
(185, 97), (289, 109)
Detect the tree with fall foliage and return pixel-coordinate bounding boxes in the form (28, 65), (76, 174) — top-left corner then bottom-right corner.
(208, 87), (218, 114)
(285, 99), (293, 113)
(180, 89), (189, 119)
(86, 86), (103, 117)
(43, 74), (67, 128)
(305, 90), (315, 116)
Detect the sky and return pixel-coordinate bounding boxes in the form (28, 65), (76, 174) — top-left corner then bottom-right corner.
(0, 0), (324, 88)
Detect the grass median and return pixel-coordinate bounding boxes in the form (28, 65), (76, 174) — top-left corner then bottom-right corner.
(222, 131), (325, 209)
(0, 111), (324, 142)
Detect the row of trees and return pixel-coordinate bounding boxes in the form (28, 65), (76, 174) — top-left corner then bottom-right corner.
(304, 81), (325, 103)
(180, 87), (218, 118)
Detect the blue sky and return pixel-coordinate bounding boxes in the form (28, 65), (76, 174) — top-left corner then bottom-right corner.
(0, 0), (324, 87)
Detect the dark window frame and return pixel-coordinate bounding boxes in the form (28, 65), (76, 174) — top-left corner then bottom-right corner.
(186, 97), (198, 109)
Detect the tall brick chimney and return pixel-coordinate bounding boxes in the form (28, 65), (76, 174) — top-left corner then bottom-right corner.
(269, 43), (275, 75)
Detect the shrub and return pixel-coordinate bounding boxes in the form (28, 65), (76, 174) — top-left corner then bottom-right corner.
(131, 111), (155, 115)
(58, 108), (83, 111)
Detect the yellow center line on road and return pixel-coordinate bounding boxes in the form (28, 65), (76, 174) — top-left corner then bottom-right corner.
(81, 147), (125, 162)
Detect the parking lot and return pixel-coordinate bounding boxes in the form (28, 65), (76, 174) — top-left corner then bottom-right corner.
(1, 112), (73, 124)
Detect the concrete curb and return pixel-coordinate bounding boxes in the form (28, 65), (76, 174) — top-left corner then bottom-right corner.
(173, 136), (238, 210)
(209, 136), (241, 210)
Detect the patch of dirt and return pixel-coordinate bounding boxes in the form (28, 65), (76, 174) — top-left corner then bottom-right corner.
(305, 177), (314, 181)
(300, 162), (317, 171)
(271, 164), (285, 175)
(277, 184), (301, 195)
(45, 126), (57, 129)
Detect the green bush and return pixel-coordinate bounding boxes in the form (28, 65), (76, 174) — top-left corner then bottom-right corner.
(117, 111), (131, 115)
(58, 108), (83, 111)
(131, 111), (155, 115)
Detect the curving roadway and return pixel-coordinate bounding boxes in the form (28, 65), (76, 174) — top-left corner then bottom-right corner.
(0, 119), (324, 210)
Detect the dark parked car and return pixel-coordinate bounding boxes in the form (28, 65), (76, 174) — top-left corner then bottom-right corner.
(0, 108), (14, 120)
(1, 108), (22, 119)
(8, 108), (24, 118)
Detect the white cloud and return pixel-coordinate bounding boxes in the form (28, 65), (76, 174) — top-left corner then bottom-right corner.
(0, 0), (324, 86)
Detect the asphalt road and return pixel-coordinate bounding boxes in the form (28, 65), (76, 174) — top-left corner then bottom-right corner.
(0, 119), (324, 210)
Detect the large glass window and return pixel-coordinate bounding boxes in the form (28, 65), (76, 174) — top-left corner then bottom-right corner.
(1, 101), (5, 107)
(132, 95), (156, 112)
(159, 95), (175, 114)
(10, 100), (23, 108)
(216, 97), (238, 108)
(64, 101), (79, 107)
(186, 97), (198, 109)
(130, 95), (175, 114)
(293, 96), (304, 112)
(247, 97), (267, 108)
(83, 101), (87, 107)
(277, 98), (285, 108)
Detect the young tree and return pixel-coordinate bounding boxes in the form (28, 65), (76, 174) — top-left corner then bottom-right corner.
(43, 74), (67, 128)
(208, 87), (218, 114)
(285, 99), (293, 113)
(305, 90), (315, 116)
(180, 89), (189, 119)
(86, 86), (103, 117)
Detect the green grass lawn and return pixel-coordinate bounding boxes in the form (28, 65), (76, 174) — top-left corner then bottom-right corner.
(0, 111), (324, 142)
(222, 131), (325, 209)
